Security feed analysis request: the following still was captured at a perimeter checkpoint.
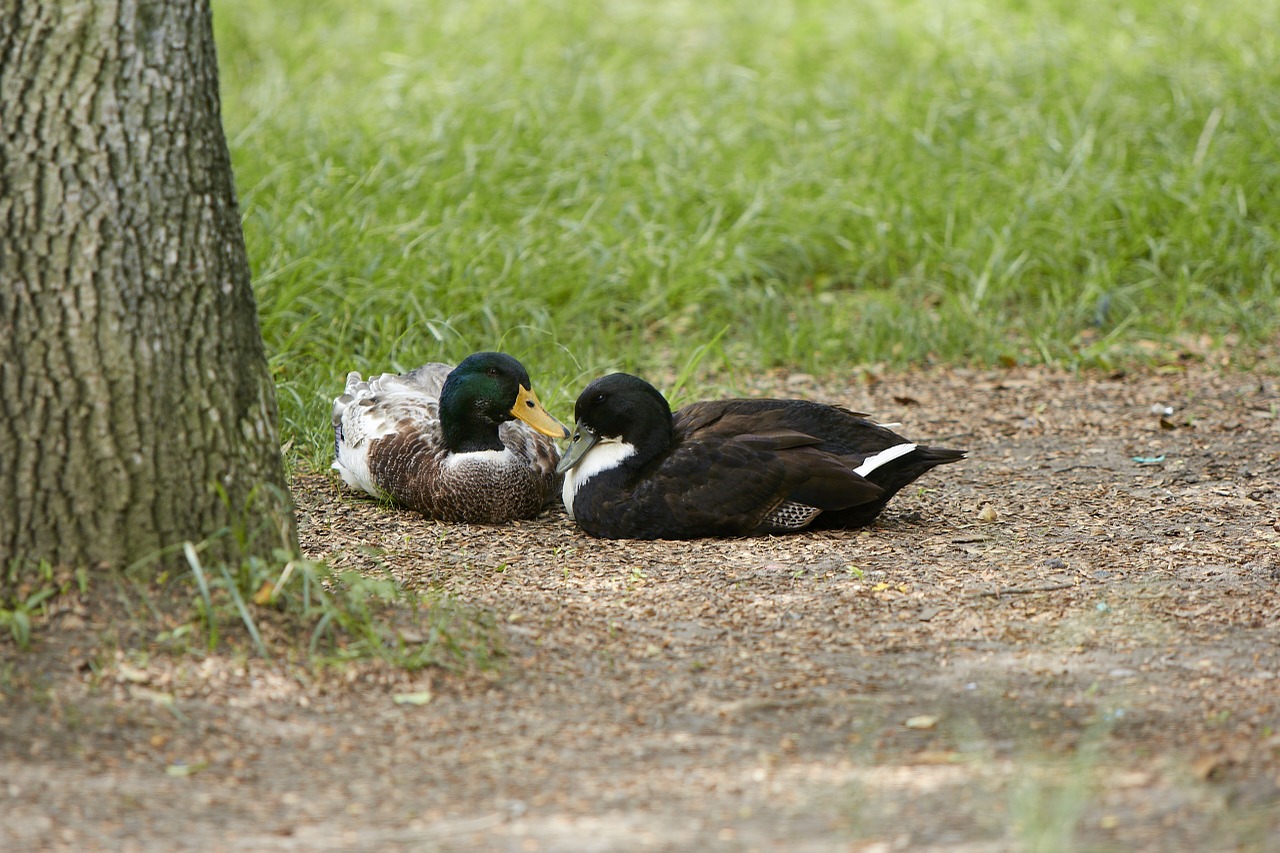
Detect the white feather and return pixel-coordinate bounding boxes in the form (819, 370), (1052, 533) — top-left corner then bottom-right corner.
(854, 443), (916, 477)
(332, 447), (383, 498)
(561, 439), (637, 519)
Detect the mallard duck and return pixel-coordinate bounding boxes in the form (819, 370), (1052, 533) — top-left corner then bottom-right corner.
(332, 352), (569, 522)
(557, 373), (965, 539)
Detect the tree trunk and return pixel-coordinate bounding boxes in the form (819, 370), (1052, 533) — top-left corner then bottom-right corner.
(0, 0), (297, 571)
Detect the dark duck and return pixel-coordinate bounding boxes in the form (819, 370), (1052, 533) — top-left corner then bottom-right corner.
(332, 352), (569, 523)
(557, 373), (965, 539)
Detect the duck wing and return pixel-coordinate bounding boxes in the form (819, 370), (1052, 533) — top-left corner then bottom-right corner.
(607, 419), (883, 538)
(331, 364), (452, 498)
(675, 398), (967, 532)
(674, 398), (870, 435)
(497, 419), (562, 482)
(693, 398), (966, 529)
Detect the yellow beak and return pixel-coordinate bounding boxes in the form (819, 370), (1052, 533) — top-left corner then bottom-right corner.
(510, 385), (570, 438)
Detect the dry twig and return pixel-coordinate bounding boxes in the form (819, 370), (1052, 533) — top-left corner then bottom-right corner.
(972, 582), (1075, 598)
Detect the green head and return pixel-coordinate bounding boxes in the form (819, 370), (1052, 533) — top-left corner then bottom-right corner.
(439, 352), (568, 453)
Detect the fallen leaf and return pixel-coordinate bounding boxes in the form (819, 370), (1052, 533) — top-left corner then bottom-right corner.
(1109, 770), (1152, 788)
(166, 760), (208, 778)
(253, 581), (275, 606)
(395, 628), (427, 644)
(129, 686), (176, 707)
(905, 714), (939, 729)
(116, 663), (150, 684)
(1192, 754), (1227, 781)
(918, 606), (944, 622)
(393, 691), (434, 706)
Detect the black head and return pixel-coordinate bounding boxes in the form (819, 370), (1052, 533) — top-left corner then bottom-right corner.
(575, 373), (672, 439)
(439, 352), (567, 452)
(557, 373), (674, 473)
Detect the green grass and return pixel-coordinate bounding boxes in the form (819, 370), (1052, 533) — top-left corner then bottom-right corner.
(213, 0), (1280, 470)
(106, 533), (501, 672)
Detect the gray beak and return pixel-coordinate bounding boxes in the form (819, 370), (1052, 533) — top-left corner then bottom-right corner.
(556, 423), (599, 475)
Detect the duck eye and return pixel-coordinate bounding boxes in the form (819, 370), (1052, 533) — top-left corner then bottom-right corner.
(595, 393), (606, 404)
(487, 367), (499, 377)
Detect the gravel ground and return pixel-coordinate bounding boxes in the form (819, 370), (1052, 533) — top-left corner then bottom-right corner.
(3, 364), (1279, 851)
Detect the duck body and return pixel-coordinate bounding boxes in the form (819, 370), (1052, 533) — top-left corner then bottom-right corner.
(558, 373), (965, 539)
(332, 352), (568, 523)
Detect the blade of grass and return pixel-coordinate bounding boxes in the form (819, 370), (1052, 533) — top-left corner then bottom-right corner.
(182, 542), (218, 652)
(215, 562), (269, 659)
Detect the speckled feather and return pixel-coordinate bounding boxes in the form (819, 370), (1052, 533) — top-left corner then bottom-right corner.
(332, 364), (561, 523)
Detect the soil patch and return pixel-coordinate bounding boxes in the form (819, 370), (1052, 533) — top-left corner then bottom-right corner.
(3, 365), (1279, 851)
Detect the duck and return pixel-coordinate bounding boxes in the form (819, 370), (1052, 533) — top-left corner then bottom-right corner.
(556, 372), (965, 539)
(332, 352), (569, 523)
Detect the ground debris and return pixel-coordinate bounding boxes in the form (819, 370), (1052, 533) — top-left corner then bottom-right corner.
(4, 364), (1279, 852)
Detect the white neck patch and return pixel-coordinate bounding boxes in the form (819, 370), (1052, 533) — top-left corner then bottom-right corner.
(561, 438), (636, 519)
(444, 448), (513, 470)
(854, 443), (916, 476)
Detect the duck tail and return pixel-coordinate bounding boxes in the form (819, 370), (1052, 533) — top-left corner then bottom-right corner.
(332, 371), (365, 457)
(816, 444), (966, 529)
(866, 444), (966, 491)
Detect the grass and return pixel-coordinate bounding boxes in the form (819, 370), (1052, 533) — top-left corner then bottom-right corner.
(213, 0), (1280, 470)
(140, 543), (501, 672)
(0, 486), (496, 673)
(102, 490), (500, 672)
(87, 539), (500, 672)
(1, 560), (84, 650)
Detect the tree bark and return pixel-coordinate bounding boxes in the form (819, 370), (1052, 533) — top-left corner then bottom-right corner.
(0, 0), (297, 571)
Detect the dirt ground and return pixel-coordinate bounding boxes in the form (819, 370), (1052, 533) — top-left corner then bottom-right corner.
(3, 364), (1279, 852)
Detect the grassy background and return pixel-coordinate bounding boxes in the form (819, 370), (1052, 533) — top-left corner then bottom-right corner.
(212, 0), (1279, 469)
